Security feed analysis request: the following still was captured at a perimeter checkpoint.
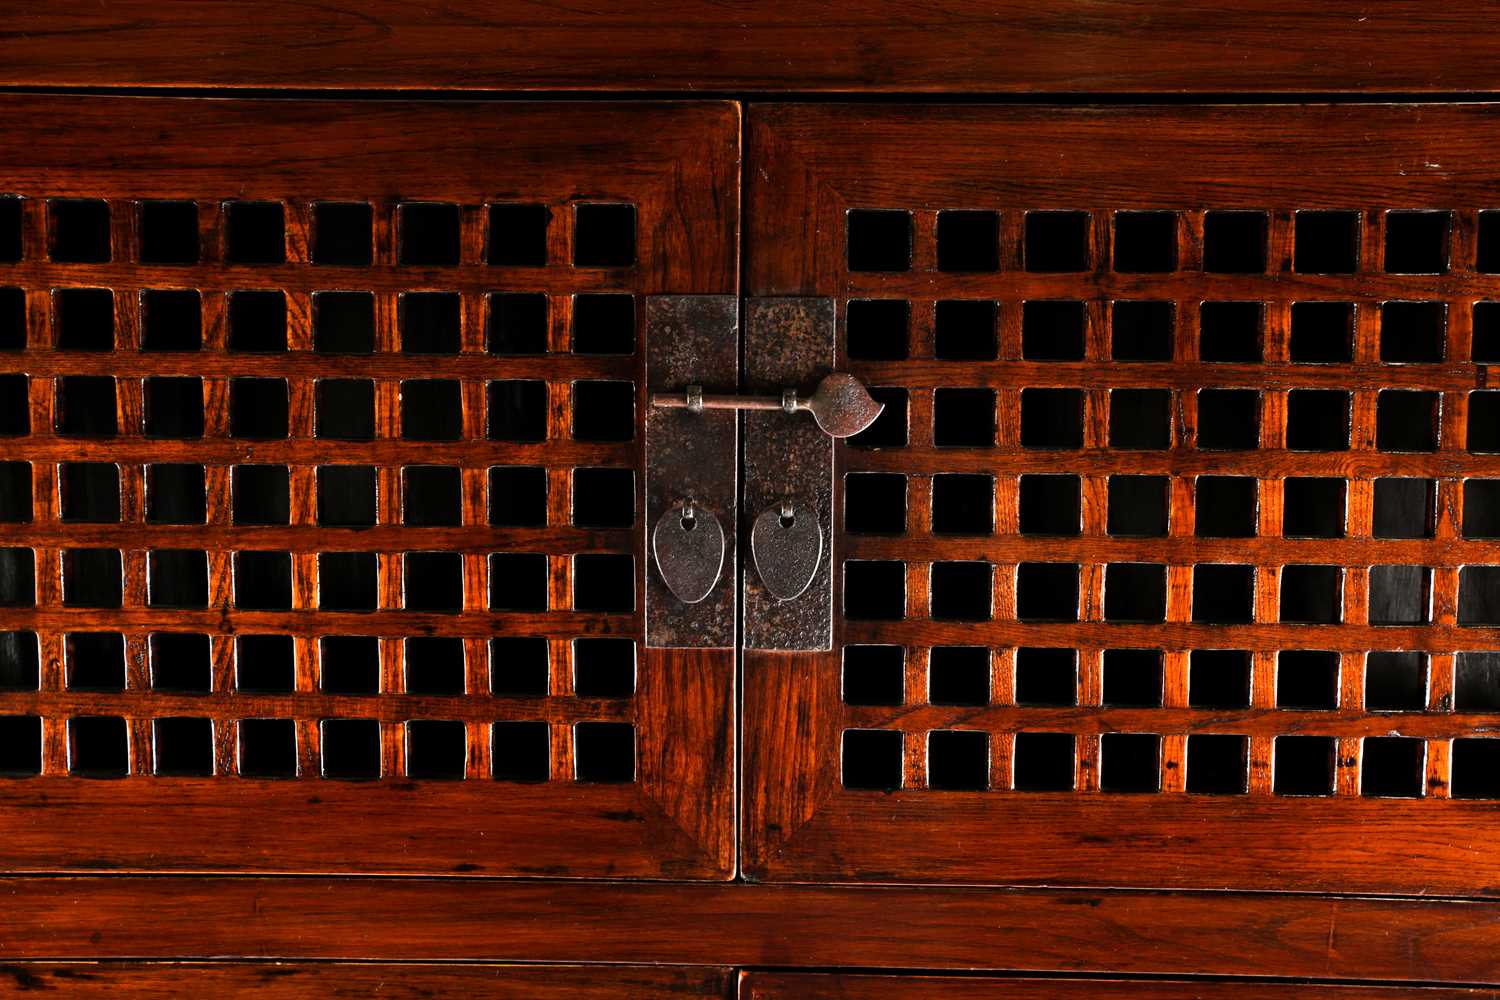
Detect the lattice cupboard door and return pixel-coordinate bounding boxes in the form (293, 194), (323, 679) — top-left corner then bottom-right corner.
(0, 96), (739, 878)
(742, 104), (1500, 891)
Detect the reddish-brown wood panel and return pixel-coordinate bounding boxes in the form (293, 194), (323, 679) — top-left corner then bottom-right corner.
(744, 102), (1500, 891)
(7, 878), (1500, 983)
(0, 95), (738, 878)
(1, 2), (1499, 94)
(743, 975), (1500, 1000)
(0, 963), (732, 998)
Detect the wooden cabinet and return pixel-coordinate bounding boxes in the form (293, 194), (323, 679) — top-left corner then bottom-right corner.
(3, 5), (1500, 992)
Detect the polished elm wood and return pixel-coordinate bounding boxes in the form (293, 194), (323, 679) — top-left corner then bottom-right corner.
(743, 975), (1500, 1000)
(0, 963), (732, 998)
(744, 102), (1500, 890)
(0, 95), (739, 878)
(7, 68), (1500, 994)
(2, 2), (1499, 94)
(8, 878), (1500, 984)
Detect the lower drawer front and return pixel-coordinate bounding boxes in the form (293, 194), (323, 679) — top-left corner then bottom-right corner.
(2, 963), (731, 998)
(743, 975), (1500, 1000)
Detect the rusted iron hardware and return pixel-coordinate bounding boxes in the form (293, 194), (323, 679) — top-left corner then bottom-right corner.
(743, 298), (839, 651)
(644, 295), (739, 648)
(750, 501), (823, 601)
(645, 297), (844, 651)
(649, 371), (883, 439)
(651, 500), (727, 604)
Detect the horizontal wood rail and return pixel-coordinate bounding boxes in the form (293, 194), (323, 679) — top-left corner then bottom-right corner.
(6, 878), (1500, 984)
(2, 2), (1499, 94)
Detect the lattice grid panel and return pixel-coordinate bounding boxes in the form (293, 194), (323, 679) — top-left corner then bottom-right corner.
(836, 205), (1500, 801)
(0, 192), (644, 785)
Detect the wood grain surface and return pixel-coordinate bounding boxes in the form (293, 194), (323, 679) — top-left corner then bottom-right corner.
(1, 2), (1499, 93)
(5, 878), (1500, 983)
(743, 974), (1500, 1000)
(0, 963), (732, 998)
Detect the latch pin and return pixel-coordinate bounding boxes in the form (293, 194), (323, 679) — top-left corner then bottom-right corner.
(650, 371), (883, 439)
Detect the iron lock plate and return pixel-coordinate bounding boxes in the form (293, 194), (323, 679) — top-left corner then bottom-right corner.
(743, 297), (836, 652)
(644, 295), (739, 648)
(644, 296), (839, 651)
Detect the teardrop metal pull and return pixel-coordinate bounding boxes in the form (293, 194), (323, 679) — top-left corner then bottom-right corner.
(751, 503), (823, 601)
(651, 503), (726, 604)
